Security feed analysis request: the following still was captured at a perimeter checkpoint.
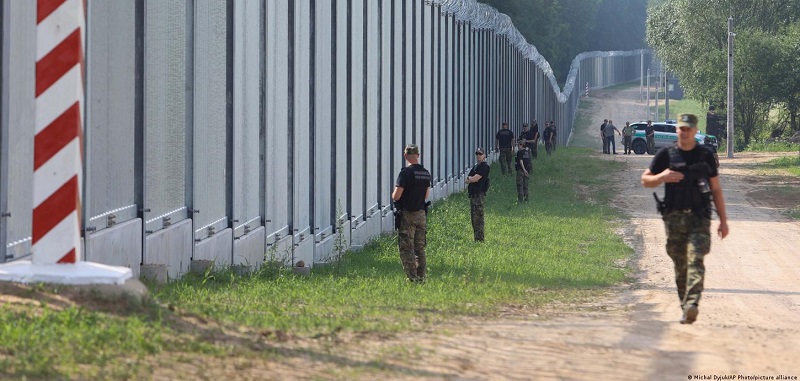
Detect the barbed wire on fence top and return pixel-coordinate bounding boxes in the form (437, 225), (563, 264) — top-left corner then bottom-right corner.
(428, 0), (651, 103)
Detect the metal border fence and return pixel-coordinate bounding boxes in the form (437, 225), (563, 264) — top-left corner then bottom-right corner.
(1, 0), (652, 281)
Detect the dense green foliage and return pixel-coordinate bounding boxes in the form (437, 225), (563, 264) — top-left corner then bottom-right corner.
(646, 0), (800, 147)
(479, 0), (648, 82)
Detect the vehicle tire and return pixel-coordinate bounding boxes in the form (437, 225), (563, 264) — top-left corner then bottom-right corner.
(632, 140), (647, 155)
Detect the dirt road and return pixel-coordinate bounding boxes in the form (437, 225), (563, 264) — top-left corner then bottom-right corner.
(267, 88), (800, 381)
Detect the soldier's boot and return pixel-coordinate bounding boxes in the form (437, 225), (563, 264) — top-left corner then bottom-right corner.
(680, 304), (698, 324)
(415, 269), (426, 284)
(405, 269), (417, 282)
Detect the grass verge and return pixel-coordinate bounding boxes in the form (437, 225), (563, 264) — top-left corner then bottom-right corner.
(0, 147), (633, 380)
(756, 155), (800, 220)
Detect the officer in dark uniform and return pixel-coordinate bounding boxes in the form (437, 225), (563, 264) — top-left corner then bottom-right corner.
(645, 120), (656, 154)
(515, 140), (532, 202)
(641, 114), (729, 324)
(392, 144), (432, 282)
(495, 122), (515, 175)
(519, 123), (537, 157)
(465, 147), (490, 241)
(530, 120), (540, 158)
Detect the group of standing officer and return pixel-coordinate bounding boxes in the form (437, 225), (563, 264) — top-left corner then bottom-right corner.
(392, 113), (730, 328)
(599, 119), (655, 155)
(392, 120), (555, 281)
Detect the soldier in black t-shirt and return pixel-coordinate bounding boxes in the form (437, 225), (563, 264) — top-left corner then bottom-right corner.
(465, 147), (490, 241)
(642, 114), (729, 324)
(392, 144), (432, 282)
(515, 140), (532, 202)
(645, 120), (656, 154)
(543, 122), (555, 156)
(519, 123), (537, 158)
(495, 122), (515, 176)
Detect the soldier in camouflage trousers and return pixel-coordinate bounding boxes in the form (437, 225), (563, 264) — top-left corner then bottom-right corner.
(392, 144), (431, 282)
(515, 140), (532, 202)
(466, 147), (490, 241)
(663, 212), (711, 309)
(641, 114), (729, 325)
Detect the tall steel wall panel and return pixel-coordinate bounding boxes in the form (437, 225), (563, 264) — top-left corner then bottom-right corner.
(192, 0), (229, 247)
(365, 0), (380, 221)
(0, 1), (35, 261)
(85, 0), (137, 232)
(411, 1), (422, 150)
(379, 0), (394, 228)
(85, 0), (140, 267)
(333, 0), (350, 233)
(313, 0), (335, 252)
(445, 15), (454, 182)
(349, 0), (365, 234)
(292, 0), (313, 263)
(232, 0), (262, 243)
(265, 0), (291, 259)
(460, 23), (467, 171)
(391, 0), (403, 187)
(435, 10), (445, 187)
(421, 3), (434, 196)
(144, 0), (188, 235)
(432, 6), (443, 189)
(402, 1), (412, 147)
(0, 0), (4, 263)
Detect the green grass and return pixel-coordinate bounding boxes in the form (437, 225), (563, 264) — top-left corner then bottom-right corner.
(0, 147), (633, 380)
(654, 98), (707, 130)
(757, 155), (800, 177)
(745, 141), (800, 153)
(600, 79), (641, 92)
(756, 156), (800, 220)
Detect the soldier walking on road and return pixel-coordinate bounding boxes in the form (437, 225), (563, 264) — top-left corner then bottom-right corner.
(641, 114), (729, 324)
(515, 140), (532, 202)
(495, 122), (515, 175)
(392, 144), (432, 283)
(465, 147), (490, 241)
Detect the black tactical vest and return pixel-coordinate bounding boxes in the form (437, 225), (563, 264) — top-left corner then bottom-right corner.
(664, 146), (713, 218)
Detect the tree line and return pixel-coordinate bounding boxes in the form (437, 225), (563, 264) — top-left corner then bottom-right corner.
(647, 0), (800, 147)
(478, 0), (648, 83)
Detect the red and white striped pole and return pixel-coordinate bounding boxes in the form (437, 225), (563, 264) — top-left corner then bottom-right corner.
(0, 0), (130, 284)
(32, 0), (85, 265)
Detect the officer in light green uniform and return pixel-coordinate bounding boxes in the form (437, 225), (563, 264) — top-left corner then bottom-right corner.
(641, 114), (730, 324)
(622, 121), (634, 154)
(392, 144), (431, 282)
